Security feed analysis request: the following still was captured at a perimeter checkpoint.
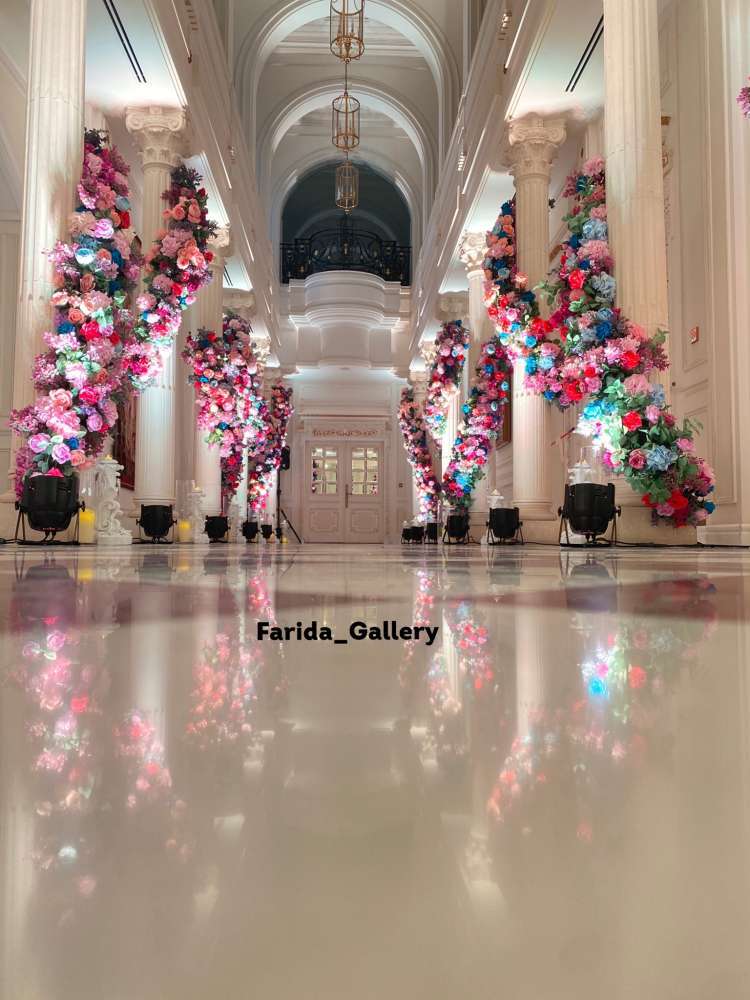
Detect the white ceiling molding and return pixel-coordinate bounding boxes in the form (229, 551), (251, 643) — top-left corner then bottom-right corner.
(235, 0), (459, 163)
(257, 77), (435, 233)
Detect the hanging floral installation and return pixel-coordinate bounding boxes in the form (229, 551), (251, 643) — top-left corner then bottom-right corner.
(423, 320), (470, 443)
(182, 311), (266, 510)
(10, 130), (142, 494)
(246, 382), (294, 517)
(738, 78), (750, 118)
(398, 386), (440, 522)
(479, 164), (716, 527)
(441, 335), (513, 509)
(129, 165), (216, 391)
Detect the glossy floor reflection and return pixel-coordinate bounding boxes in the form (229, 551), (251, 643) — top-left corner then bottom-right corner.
(1, 543), (749, 999)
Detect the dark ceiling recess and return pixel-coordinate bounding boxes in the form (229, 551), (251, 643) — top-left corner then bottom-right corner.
(101, 0), (147, 83)
(282, 161), (411, 246)
(566, 15), (603, 93)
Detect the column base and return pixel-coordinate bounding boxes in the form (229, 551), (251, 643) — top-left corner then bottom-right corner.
(616, 505), (697, 545)
(697, 522), (750, 547)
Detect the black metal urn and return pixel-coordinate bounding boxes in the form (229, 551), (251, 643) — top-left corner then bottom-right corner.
(20, 474), (80, 534)
(205, 515), (229, 542)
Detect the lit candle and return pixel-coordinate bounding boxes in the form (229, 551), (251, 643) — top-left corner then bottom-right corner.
(78, 509), (96, 544)
(177, 519), (193, 543)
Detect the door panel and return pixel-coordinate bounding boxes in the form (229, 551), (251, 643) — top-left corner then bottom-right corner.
(304, 441), (384, 543)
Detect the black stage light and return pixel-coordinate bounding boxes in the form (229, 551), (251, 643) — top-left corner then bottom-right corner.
(425, 522), (439, 544)
(410, 525), (425, 544)
(242, 519), (259, 542)
(401, 525), (413, 543)
(558, 483), (621, 546)
(261, 523), (273, 540)
(443, 512), (470, 545)
(16, 474), (82, 543)
(137, 504), (176, 543)
(205, 515), (229, 543)
(487, 506), (524, 545)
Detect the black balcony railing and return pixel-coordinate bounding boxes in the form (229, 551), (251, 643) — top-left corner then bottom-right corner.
(281, 221), (411, 286)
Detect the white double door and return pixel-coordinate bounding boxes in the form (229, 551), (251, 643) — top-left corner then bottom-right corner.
(304, 440), (384, 543)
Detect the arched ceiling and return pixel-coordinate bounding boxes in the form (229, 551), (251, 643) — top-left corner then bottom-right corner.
(282, 160), (411, 245)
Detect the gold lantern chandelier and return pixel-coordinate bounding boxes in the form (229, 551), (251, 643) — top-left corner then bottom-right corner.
(335, 154), (359, 213)
(330, 0), (365, 62)
(332, 62), (360, 151)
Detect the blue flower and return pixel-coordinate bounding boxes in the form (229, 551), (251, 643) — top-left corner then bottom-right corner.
(590, 273), (616, 302)
(597, 308), (615, 323)
(65, 438), (79, 449)
(569, 235), (582, 250)
(576, 176), (588, 193)
(583, 402), (601, 419)
(646, 445), (677, 472)
(582, 219), (608, 241)
(525, 357), (537, 375)
(595, 321), (611, 340)
(525, 335), (537, 348)
(58, 322), (75, 333)
(539, 355), (555, 371)
(650, 384), (666, 407)
(704, 501), (716, 513)
(579, 259), (591, 270)
(544, 390), (557, 401)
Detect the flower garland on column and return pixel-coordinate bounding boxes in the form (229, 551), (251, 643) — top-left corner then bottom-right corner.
(738, 79), (750, 118)
(10, 130), (142, 494)
(398, 386), (440, 522)
(181, 312), (265, 510)
(423, 320), (470, 443)
(483, 166), (716, 527)
(129, 166), (217, 391)
(246, 383), (294, 517)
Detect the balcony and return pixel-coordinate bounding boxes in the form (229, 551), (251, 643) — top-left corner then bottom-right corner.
(281, 220), (411, 287)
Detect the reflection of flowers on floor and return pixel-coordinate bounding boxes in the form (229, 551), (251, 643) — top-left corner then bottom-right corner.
(185, 634), (259, 750)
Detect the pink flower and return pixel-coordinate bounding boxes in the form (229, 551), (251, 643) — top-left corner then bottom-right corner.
(49, 389), (73, 410)
(623, 374), (651, 397)
(64, 363), (88, 388)
(70, 449), (86, 467)
(645, 405), (661, 424)
(86, 412), (103, 433)
(676, 437), (695, 453)
(172, 205), (186, 221)
(51, 443), (71, 465)
(92, 218), (114, 239)
(29, 433), (51, 454)
(628, 449), (646, 470)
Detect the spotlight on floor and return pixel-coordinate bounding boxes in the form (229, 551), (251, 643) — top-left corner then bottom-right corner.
(261, 523), (273, 541)
(487, 506), (524, 545)
(425, 522), (439, 544)
(558, 483), (621, 546)
(137, 504), (176, 543)
(242, 519), (259, 543)
(204, 515), (229, 543)
(443, 512), (470, 545)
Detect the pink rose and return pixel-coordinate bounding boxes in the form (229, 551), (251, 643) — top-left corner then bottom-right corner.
(29, 433), (51, 454)
(172, 205), (186, 221)
(86, 412), (103, 432)
(645, 405), (661, 424)
(70, 449), (87, 467)
(49, 389), (73, 410)
(628, 449), (647, 470)
(676, 437), (695, 453)
(187, 203), (202, 224)
(51, 443), (72, 465)
(92, 218), (114, 239)
(623, 374), (651, 397)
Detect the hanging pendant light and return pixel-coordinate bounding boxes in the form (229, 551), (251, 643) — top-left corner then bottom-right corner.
(330, 0), (365, 62)
(332, 62), (360, 150)
(336, 155), (359, 213)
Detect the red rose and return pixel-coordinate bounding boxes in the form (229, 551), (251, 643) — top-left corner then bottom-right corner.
(79, 386), (100, 405)
(584, 365), (597, 379)
(81, 321), (100, 341)
(622, 411), (642, 431)
(568, 270), (586, 290)
(564, 383), (583, 403)
(119, 211), (131, 229)
(171, 282), (184, 296)
(620, 351), (641, 371)
(204, 250), (214, 263)
(109, 333), (120, 345)
(641, 494), (656, 508)
(669, 489), (689, 511)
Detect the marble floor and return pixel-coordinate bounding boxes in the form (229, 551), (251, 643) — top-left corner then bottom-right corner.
(1, 541), (749, 999)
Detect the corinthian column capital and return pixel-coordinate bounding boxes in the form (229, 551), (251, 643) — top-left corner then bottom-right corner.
(458, 231), (488, 277)
(505, 114), (567, 181)
(437, 291), (469, 326)
(125, 106), (187, 168)
(208, 224), (232, 267)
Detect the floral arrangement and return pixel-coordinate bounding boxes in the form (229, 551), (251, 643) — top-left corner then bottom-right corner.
(246, 382), (294, 516)
(423, 320), (469, 442)
(398, 387), (440, 521)
(10, 131), (142, 493)
(442, 335), (512, 509)
(129, 164), (216, 390)
(482, 167), (716, 527)
(185, 633), (259, 749)
(738, 79), (750, 118)
(182, 312), (266, 509)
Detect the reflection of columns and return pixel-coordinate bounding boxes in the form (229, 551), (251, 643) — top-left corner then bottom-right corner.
(603, 0), (669, 345)
(194, 226), (231, 517)
(460, 232), (495, 522)
(126, 107), (187, 509)
(7, 0), (86, 488)
(507, 115), (566, 523)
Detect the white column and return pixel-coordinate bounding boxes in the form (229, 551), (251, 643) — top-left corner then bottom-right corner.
(436, 292), (469, 482)
(507, 115), (567, 529)
(125, 107), (187, 511)
(6, 0), (86, 494)
(193, 226), (232, 517)
(603, 0), (669, 345)
(459, 232), (497, 529)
